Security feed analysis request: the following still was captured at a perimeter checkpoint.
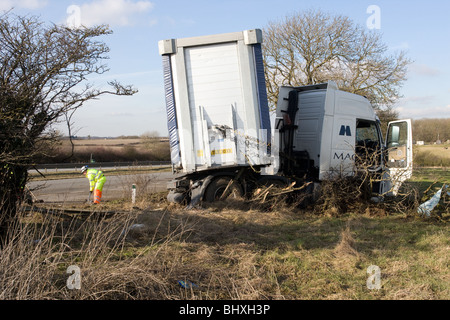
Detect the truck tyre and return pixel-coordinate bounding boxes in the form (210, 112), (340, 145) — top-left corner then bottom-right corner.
(167, 190), (187, 204)
(203, 177), (243, 203)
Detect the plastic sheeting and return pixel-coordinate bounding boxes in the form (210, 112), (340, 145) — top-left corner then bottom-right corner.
(418, 184), (449, 217)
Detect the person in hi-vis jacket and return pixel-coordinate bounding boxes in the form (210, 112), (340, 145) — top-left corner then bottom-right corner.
(81, 165), (106, 204)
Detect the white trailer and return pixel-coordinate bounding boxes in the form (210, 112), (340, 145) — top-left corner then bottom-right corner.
(159, 29), (271, 174)
(158, 29), (413, 205)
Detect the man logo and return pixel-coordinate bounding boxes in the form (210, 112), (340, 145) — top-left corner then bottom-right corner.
(339, 125), (352, 137)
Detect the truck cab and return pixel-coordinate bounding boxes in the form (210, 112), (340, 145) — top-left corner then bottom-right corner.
(274, 81), (412, 197)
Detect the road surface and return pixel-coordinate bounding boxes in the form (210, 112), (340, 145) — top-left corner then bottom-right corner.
(28, 172), (180, 203)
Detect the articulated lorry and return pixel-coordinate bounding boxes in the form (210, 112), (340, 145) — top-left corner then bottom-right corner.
(158, 29), (413, 206)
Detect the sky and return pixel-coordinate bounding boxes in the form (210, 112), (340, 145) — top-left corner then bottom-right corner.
(2, 0), (449, 137)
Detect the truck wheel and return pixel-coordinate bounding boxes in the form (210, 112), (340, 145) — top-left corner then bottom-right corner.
(167, 190), (187, 204)
(203, 177), (243, 202)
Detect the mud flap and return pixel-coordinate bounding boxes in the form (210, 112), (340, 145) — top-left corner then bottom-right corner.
(186, 175), (215, 209)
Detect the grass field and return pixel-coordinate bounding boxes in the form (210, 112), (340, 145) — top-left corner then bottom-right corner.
(414, 144), (450, 167)
(2, 167), (448, 300)
(415, 144), (450, 158)
(42, 137), (170, 163)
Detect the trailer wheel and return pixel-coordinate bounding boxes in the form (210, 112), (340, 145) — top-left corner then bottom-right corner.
(203, 177), (243, 202)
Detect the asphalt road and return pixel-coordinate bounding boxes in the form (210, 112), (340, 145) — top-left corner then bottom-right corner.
(28, 172), (179, 204)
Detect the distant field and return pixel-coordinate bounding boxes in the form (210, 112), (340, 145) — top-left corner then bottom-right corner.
(414, 144), (450, 167)
(71, 138), (141, 145)
(44, 137), (170, 163)
(415, 144), (450, 159)
(66, 137), (168, 151)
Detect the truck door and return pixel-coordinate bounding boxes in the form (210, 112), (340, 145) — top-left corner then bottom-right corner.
(382, 119), (413, 195)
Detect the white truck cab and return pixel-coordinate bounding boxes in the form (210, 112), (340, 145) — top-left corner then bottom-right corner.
(274, 81), (413, 196)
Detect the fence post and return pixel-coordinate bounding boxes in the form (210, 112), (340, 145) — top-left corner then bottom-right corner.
(131, 184), (136, 205)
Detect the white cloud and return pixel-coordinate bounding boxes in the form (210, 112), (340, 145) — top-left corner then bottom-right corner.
(108, 112), (134, 117)
(398, 105), (450, 119)
(396, 94), (450, 119)
(78, 0), (154, 27)
(389, 41), (410, 51)
(409, 63), (440, 77)
(0, 0), (48, 11)
(398, 95), (436, 105)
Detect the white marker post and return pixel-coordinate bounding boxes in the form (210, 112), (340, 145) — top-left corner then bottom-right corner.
(132, 184), (136, 205)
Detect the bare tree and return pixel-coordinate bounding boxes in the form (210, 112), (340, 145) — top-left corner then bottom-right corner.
(413, 118), (450, 143)
(262, 9), (411, 116)
(0, 12), (137, 244)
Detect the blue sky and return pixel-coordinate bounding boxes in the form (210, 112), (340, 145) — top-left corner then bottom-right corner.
(2, 0), (449, 137)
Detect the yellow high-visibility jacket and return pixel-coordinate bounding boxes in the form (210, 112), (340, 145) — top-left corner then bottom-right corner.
(86, 168), (105, 192)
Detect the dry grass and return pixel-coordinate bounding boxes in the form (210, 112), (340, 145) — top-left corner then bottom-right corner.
(414, 144), (450, 167)
(2, 194), (447, 300)
(0, 205), (194, 300)
(38, 137), (170, 163)
(416, 144), (450, 159)
(1, 168), (449, 300)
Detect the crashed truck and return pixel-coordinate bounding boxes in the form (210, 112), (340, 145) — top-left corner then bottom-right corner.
(158, 29), (413, 206)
